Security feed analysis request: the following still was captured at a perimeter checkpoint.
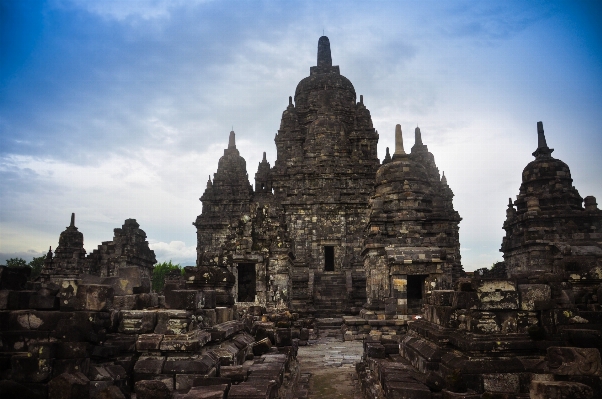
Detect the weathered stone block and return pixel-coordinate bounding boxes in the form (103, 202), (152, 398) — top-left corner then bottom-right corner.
(468, 311), (500, 333)
(136, 334), (164, 352)
(134, 356), (166, 375)
(473, 279), (516, 292)
(482, 373), (520, 393)
(366, 342), (386, 359)
(48, 372), (90, 399)
(159, 330), (210, 352)
(196, 309), (216, 327)
(119, 310), (157, 334)
(165, 290), (202, 310)
(477, 291), (519, 310)
(227, 380), (278, 399)
(432, 290), (455, 306)
(81, 284), (114, 311)
(179, 384), (228, 399)
(10, 353), (52, 383)
(530, 380), (594, 399)
(385, 380), (431, 399)
(220, 365), (248, 383)
(518, 284), (551, 311)
(55, 342), (91, 359)
(199, 290), (216, 309)
(252, 337), (272, 356)
(29, 294), (59, 310)
(451, 291), (479, 310)
(215, 307), (232, 324)
(0, 266), (30, 290)
(134, 380), (171, 399)
(547, 347), (602, 376)
(52, 358), (90, 377)
(163, 355), (215, 375)
(8, 290), (36, 310)
(154, 310), (191, 335)
(117, 266), (151, 294)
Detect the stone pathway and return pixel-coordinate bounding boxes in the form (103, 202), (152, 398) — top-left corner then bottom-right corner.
(294, 337), (364, 398)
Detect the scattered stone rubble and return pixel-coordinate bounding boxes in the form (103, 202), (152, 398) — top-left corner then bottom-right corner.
(2, 36), (601, 399)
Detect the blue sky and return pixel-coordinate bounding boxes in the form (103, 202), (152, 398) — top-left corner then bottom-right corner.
(1, 0), (601, 270)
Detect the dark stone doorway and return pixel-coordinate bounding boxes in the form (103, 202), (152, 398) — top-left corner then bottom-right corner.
(407, 274), (427, 313)
(324, 246), (335, 271)
(237, 263), (256, 302)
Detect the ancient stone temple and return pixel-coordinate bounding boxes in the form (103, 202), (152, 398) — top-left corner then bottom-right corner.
(194, 36), (462, 317)
(501, 121), (602, 278)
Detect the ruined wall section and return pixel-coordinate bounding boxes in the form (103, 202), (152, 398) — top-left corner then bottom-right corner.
(86, 218), (157, 280)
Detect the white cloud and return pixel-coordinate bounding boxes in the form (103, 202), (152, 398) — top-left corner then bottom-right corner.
(57, 0), (213, 21)
(149, 240), (196, 266)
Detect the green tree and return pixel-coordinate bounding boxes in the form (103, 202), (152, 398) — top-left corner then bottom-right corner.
(6, 257), (27, 268)
(152, 261), (184, 292)
(28, 255), (45, 280)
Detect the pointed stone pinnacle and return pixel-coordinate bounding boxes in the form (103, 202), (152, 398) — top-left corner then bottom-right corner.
(537, 121), (547, 148)
(415, 126), (423, 145)
(441, 171), (447, 184)
(70, 213), (75, 227)
(317, 36), (332, 68)
(394, 124), (405, 155)
(228, 131), (236, 149)
(532, 121), (553, 158)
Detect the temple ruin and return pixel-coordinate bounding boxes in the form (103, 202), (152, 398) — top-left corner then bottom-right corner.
(1, 36), (601, 399)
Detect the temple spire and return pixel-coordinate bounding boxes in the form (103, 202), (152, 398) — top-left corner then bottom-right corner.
(228, 131), (236, 149)
(537, 121), (547, 148)
(317, 36), (332, 68)
(383, 147), (391, 164)
(70, 213), (75, 228)
(441, 171), (447, 185)
(532, 121), (553, 158)
(394, 124), (406, 155)
(262, 152), (267, 162)
(415, 126), (423, 146)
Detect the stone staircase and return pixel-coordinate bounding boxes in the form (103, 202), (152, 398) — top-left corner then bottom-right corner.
(313, 272), (349, 317)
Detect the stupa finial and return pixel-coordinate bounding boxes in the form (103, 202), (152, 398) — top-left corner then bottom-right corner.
(317, 36), (332, 68)
(415, 126), (423, 145)
(70, 213), (75, 228)
(394, 124), (406, 155)
(532, 121), (553, 158)
(228, 130), (236, 149)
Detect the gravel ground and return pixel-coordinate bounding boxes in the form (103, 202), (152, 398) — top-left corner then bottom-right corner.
(294, 337), (365, 399)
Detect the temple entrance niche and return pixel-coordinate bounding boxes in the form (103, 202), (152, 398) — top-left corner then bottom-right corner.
(407, 274), (427, 313)
(324, 246), (335, 271)
(237, 263), (256, 302)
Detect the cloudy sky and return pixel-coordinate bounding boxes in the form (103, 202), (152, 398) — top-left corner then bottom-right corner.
(1, 0), (601, 271)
